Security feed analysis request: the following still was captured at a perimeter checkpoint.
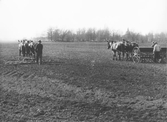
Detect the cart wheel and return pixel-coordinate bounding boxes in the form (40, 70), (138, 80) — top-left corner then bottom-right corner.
(132, 47), (140, 63)
(132, 55), (140, 63)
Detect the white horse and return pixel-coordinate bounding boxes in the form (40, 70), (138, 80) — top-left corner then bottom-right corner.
(107, 41), (125, 60)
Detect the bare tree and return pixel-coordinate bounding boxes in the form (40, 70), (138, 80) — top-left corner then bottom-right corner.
(47, 28), (53, 41)
(46, 27), (167, 43)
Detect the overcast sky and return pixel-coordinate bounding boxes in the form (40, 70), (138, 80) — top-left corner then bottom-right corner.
(0, 0), (166, 41)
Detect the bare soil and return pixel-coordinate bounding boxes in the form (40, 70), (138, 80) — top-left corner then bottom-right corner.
(0, 42), (167, 122)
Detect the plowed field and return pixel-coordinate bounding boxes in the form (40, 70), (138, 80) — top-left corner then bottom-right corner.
(0, 42), (167, 122)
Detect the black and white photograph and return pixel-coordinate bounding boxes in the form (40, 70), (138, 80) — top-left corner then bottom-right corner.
(0, 0), (167, 121)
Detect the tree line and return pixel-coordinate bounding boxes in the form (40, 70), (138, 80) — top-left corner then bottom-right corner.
(47, 28), (167, 44)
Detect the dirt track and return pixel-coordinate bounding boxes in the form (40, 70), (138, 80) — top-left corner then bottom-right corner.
(0, 42), (167, 121)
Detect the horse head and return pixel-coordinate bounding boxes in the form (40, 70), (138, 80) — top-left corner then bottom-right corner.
(132, 42), (139, 48)
(107, 41), (111, 49)
(108, 40), (116, 49)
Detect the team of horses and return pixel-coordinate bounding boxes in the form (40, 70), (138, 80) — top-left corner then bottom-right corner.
(107, 39), (139, 60)
(18, 40), (38, 58)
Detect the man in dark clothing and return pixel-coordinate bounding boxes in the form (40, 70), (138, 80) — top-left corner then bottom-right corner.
(27, 41), (30, 56)
(36, 40), (43, 65)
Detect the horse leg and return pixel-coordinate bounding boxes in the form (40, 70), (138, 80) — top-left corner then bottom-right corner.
(126, 53), (129, 61)
(112, 51), (114, 60)
(116, 52), (118, 60)
(122, 51), (125, 60)
(118, 52), (121, 60)
(129, 53), (132, 61)
(113, 53), (116, 60)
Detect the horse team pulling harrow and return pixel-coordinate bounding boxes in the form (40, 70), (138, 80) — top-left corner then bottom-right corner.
(132, 47), (167, 63)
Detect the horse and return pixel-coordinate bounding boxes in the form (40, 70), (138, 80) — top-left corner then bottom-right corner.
(123, 39), (139, 60)
(107, 39), (139, 61)
(107, 41), (125, 60)
(30, 41), (38, 59)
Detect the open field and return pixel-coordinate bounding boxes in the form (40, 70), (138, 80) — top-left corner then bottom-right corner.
(138, 41), (167, 48)
(0, 42), (167, 121)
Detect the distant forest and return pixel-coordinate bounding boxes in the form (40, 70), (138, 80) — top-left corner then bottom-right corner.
(40, 28), (167, 44)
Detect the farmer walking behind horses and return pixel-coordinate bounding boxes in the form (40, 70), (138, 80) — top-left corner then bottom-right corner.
(152, 42), (161, 63)
(36, 40), (43, 65)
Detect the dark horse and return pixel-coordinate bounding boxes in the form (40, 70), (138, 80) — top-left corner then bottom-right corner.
(123, 39), (139, 60)
(108, 39), (139, 60)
